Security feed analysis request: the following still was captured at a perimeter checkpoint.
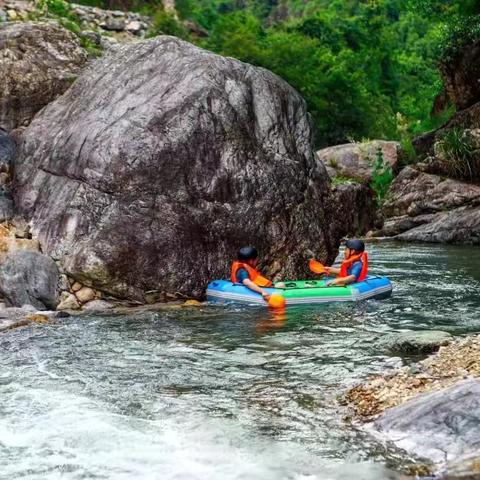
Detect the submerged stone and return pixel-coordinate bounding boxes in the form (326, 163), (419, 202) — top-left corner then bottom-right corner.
(381, 330), (452, 354)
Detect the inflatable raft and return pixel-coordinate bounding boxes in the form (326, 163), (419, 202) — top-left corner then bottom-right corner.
(207, 276), (392, 306)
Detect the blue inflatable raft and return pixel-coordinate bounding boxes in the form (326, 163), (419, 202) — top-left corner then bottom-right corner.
(207, 276), (392, 306)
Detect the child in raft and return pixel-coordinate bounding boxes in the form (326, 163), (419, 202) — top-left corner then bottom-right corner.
(323, 239), (368, 286)
(230, 246), (285, 302)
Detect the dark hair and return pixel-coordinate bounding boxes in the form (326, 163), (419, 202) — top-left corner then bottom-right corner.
(345, 239), (365, 253)
(237, 246), (258, 261)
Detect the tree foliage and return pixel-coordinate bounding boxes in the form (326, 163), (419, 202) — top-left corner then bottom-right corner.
(71, 0), (480, 147)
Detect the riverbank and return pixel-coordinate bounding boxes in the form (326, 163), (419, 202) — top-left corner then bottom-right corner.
(345, 334), (480, 420)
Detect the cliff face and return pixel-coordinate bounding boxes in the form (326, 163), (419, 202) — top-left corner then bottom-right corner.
(14, 35), (339, 300)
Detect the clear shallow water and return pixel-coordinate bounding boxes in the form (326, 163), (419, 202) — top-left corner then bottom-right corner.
(1, 243), (480, 480)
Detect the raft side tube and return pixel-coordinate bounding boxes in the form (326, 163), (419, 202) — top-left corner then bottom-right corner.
(206, 276), (392, 305)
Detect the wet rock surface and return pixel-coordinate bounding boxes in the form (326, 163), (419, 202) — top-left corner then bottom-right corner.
(14, 36), (338, 300)
(81, 299), (114, 312)
(0, 250), (59, 310)
(316, 140), (400, 182)
(372, 379), (480, 465)
(0, 21), (88, 131)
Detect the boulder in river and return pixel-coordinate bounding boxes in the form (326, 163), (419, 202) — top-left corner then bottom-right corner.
(372, 379), (480, 466)
(0, 21), (88, 130)
(316, 140), (401, 182)
(14, 36), (338, 300)
(0, 250), (59, 310)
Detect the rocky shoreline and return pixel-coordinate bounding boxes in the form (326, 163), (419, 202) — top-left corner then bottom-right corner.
(344, 335), (480, 479)
(345, 335), (480, 420)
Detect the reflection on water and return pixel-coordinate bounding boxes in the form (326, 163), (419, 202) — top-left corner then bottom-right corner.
(1, 243), (479, 479)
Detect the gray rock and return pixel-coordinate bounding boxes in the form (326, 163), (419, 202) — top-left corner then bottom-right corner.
(14, 36), (339, 300)
(372, 379), (480, 465)
(395, 206), (480, 244)
(0, 21), (88, 130)
(380, 330), (452, 354)
(442, 452), (480, 479)
(316, 140), (401, 182)
(383, 167), (480, 219)
(99, 18), (125, 31)
(0, 129), (14, 221)
(0, 127), (14, 170)
(82, 299), (114, 311)
(0, 251), (59, 310)
(0, 194), (13, 222)
(125, 20), (142, 34)
(376, 166), (480, 244)
(331, 183), (376, 237)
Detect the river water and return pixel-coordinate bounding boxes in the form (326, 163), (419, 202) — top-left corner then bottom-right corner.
(1, 243), (479, 480)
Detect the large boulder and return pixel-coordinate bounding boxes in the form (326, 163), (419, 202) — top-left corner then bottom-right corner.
(374, 166), (480, 243)
(316, 140), (401, 182)
(372, 379), (480, 466)
(14, 36), (339, 300)
(0, 21), (88, 131)
(0, 251), (59, 310)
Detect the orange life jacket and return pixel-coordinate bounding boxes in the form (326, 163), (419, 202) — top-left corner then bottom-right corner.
(339, 252), (368, 282)
(231, 261), (273, 287)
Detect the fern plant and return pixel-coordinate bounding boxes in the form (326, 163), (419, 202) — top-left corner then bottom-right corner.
(436, 128), (478, 180)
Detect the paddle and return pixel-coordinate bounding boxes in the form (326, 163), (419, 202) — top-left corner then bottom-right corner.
(309, 259), (328, 275)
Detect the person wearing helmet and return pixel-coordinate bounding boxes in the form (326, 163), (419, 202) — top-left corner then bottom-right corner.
(230, 246), (279, 301)
(324, 239), (368, 286)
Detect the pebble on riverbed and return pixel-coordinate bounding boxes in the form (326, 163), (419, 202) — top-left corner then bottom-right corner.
(345, 335), (480, 420)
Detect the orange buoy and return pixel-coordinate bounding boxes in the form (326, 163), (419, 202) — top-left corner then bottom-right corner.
(268, 293), (286, 310)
